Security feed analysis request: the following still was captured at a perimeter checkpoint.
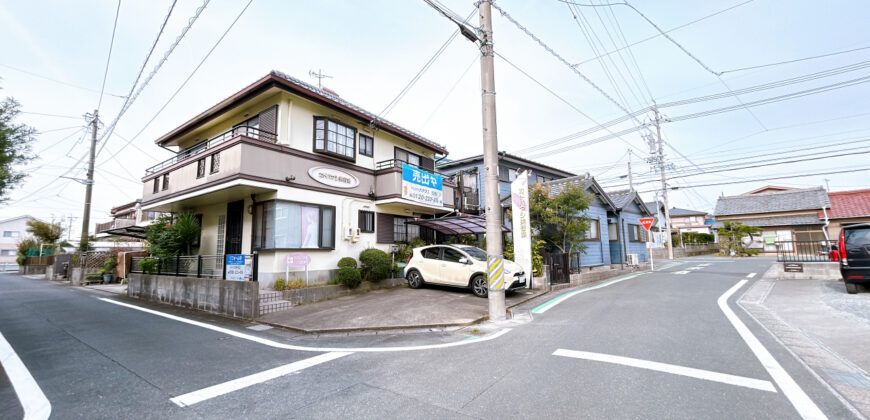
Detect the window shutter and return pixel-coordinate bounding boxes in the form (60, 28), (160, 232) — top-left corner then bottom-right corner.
(376, 213), (394, 243)
(259, 105), (278, 139)
(420, 156), (435, 172)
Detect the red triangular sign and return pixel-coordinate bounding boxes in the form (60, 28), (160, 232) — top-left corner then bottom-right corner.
(639, 218), (655, 231)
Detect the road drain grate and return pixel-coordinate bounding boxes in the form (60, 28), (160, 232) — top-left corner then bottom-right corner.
(824, 369), (870, 389)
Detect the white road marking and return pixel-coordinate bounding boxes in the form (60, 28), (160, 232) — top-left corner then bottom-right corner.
(553, 349), (776, 392)
(674, 270), (690, 274)
(698, 264), (711, 267)
(99, 298), (510, 352)
(0, 330), (51, 420)
(747, 272), (757, 278)
(719, 280), (826, 420)
(688, 266), (703, 271)
(171, 351), (351, 407)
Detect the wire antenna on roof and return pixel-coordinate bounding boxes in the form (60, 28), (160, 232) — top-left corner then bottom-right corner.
(308, 69), (332, 89)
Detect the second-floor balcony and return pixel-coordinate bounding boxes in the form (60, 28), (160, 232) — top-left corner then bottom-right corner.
(96, 218), (136, 234)
(145, 126), (276, 176)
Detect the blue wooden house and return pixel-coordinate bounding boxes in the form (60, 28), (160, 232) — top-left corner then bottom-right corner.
(607, 189), (654, 263)
(544, 174), (617, 268)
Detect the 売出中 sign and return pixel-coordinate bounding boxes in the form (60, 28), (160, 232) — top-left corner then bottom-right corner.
(401, 163), (443, 206)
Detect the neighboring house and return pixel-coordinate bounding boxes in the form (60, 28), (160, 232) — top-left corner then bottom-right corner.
(543, 174), (617, 268)
(0, 215), (39, 264)
(95, 200), (166, 242)
(821, 188), (870, 239)
(139, 71), (455, 288)
(713, 187), (830, 252)
(669, 207), (711, 235)
(607, 190), (653, 263)
(95, 201), (139, 238)
(437, 151), (574, 215)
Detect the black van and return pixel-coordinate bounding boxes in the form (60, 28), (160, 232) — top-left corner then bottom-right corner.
(839, 223), (870, 293)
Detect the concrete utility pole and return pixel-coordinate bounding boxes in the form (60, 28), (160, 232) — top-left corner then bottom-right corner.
(627, 149), (633, 191)
(653, 106), (674, 259)
(479, 0), (505, 321)
(80, 110), (98, 250)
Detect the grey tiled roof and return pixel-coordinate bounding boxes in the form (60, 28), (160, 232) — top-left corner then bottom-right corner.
(606, 189), (633, 209)
(712, 214), (823, 228)
(714, 187), (830, 216)
(669, 207), (707, 216)
(644, 201), (662, 214)
(543, 174), (617, 210)
(270, 70), (446, 151)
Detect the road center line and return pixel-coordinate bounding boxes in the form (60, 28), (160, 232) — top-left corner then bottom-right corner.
(747, 272), (757, 278)
(0, 330), (51, 420)
(553, 349), (776, 392)
(719, 280), (826, 420)
(531, 273), (643, 314)
(171, 351), (351, 407)
(98, 298), (510, 352)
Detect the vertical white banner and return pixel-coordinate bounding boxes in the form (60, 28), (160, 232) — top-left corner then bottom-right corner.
(511, 171), (533, 287)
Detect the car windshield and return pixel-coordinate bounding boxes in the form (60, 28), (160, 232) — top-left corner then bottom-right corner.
(460, 247), (487, 261)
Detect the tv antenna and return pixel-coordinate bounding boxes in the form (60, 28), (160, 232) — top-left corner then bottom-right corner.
(308, 69), (332, 89)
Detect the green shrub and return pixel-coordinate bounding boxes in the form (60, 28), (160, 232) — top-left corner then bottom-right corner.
(274, 278), (286, 291)
(335, 267), (362, 288)
(337, 257), (357, 269)
(359, 248), (392, 281)
(139, 257), (158, 274)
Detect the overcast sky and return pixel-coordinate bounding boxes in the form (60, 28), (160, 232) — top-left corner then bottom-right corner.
(1, 0), (868, 238)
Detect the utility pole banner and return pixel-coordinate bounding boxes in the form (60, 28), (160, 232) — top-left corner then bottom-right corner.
(511, 171), (532, 287)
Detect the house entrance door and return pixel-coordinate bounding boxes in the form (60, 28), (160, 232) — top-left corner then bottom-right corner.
(225, 200), (244, 254)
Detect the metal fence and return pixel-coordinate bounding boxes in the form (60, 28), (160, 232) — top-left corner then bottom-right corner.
(775, 240), (836, 262)
(130, 254), (258, 281)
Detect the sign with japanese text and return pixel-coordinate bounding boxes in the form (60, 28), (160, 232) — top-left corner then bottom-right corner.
(285, 253), (311, 268)
(401, 163), (443, 206)
(639, 217), (655, 231)
(510, 170), (532, 285)
(225, 254), (246, 281)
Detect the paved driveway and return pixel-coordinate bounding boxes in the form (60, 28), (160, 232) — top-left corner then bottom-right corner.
(257, 284), (544, 333)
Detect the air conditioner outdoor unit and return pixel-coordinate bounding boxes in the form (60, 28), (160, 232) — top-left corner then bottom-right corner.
(626, 253), (639, 266)
(463, 197), (479, 210)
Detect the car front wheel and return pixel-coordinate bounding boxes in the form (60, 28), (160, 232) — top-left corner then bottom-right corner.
(407, 270), (423, 289)
(471, 275), (488, 298)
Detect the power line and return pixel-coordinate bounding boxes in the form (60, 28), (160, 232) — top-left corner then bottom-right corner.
(420, 53), (478, 130)
(718, 44), (870, 75)
(94, 0), (206, 160)
(636, 166), (870, 193)
(97, 0), (122, 111)
(0, 63), (126, 98)
(97, 0), (252, 167)
(20, 111), (83, 120)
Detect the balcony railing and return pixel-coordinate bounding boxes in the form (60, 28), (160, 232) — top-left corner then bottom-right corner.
(96, 218), (136, 233)
(376, 159), (445, 175)
(145, 126), (277, 175)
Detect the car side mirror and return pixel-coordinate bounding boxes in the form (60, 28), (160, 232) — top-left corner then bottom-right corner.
(459, 257), (469, 264)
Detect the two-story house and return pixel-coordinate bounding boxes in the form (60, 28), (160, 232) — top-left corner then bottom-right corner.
(139, 71), (456, 288)
(0, 215), (39, 266)
(437, 151), (574, 214)
(543, 174), (617, 268)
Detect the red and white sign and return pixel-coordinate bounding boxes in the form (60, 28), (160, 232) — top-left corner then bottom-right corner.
(639, 218), (655, 231)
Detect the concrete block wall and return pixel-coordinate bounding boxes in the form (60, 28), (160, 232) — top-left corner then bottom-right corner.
(774, 262), (841, 281)
(128, 273), (259, 319)
(281, 277), (406, 305)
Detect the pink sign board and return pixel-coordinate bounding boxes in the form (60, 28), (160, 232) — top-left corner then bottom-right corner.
(285, 253), (311, 267)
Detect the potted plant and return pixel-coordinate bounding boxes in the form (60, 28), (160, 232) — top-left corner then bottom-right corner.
(100, 257), (117, 284)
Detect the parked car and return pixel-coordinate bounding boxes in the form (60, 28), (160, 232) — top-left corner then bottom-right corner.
(404, 245), (527, 298)
(839, 223), (870, 294)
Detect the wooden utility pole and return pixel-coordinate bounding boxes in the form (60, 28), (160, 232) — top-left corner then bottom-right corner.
(79, 110), (98, 250)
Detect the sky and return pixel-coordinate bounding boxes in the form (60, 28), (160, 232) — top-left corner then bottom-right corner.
(1, 0), (869, 239)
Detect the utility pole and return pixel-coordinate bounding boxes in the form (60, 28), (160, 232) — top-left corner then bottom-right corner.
(627, 149), (633, 191)
(479, 0), (505, 321)
(79, 110), (98, 251)
(653, 106), (674, 259)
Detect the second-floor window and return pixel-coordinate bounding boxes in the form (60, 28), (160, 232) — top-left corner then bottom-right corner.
(196, 158), (206, 179)
(210, 152), (220, 174)
(153, 178), (159, 193)
(359, 134), (373, 157)
(3, 231), (19, 238)
(395, 148), (421, 167)
(314, 117), (356, 161)
(162, 174), (169, 191)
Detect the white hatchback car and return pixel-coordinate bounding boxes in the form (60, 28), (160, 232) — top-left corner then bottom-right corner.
(404, 245), (527, 298)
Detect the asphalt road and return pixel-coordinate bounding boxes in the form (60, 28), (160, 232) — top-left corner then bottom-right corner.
(0, 257), (861, 419)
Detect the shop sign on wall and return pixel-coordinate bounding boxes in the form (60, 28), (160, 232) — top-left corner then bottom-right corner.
(308, 166), (360, 189)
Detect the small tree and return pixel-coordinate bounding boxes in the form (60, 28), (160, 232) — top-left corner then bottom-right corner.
(25, 220), (63, 246)
(173, 213), (201, 256)
(717, 221), (762, 256)
(0, 94), (36, 202)
(144, 213), (201, 258)
(529, 183), (593, 255)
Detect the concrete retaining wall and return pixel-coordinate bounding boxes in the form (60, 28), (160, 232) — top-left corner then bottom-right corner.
(128, 273), (259, 319)
(18, 265), (47, 275)
(280, 277), (406, 305)
(771, 262), (841, 280)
